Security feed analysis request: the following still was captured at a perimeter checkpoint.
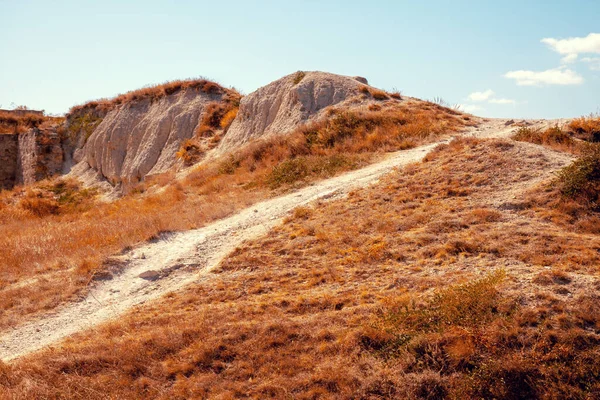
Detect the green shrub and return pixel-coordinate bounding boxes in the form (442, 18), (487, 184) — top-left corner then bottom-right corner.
(370, 270), (508, 357)
(556, 144), (600, 209)
(267, 154), (361, 189)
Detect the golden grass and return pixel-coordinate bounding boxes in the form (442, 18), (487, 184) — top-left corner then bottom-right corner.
(4, 138), (600, 398)
(568, 114), (600, 142)
(176, 92), (242, 165)
(512, 125), (579, 153)
(67, 79), (231, 117)
(0, 100), (466, 330)
(0, 111), (63, 134)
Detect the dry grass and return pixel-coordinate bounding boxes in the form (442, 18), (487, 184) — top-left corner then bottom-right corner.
(4, 138), (600, 398)
(67, 79), (230, 117)
(0, 111), (63, 134)
(568, 114), (600, 142)
(0, 100), (466, 330)
(359, 85), (391, 101)
(176, 92), (242, 165)
(527, 143), (600, 232)
(512, 125), (579, 153)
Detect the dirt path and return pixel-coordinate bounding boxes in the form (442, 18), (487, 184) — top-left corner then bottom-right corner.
(0, 118), (567, 362)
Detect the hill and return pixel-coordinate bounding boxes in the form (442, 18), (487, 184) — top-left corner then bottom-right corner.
(2, 72), (600, 399)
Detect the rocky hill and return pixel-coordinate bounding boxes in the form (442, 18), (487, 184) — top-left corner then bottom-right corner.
(216, 71), (385, 153)
(0, 72), (403, 194)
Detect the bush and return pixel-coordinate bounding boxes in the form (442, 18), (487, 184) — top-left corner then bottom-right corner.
(568, 114), (600, 142)
(371, 270), (508, 357)
(19, 192), (60, 217)
(267, 154), (361, 188)
(512, 126), (577, 153)
(556, 144), (600, 209)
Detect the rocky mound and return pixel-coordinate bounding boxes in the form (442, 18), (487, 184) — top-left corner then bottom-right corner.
(68, 81), (235, 192)
(216, 71), (384, 153)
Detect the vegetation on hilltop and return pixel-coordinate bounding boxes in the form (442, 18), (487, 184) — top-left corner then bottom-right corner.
(67, 78), (232, 117)
(0, 110), (63, 134)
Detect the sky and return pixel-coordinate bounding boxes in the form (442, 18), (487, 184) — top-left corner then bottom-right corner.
(1, 0), (599, 119)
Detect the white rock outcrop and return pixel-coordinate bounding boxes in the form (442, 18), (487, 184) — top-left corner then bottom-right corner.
(75, 88), (225, 192)
(217, 71), (370, 153)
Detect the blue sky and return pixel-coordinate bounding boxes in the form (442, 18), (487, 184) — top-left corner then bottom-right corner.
(1, 0), (599, 118)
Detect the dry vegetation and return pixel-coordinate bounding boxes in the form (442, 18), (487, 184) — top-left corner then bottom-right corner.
(512, 115), (600, 155)
(67, 79), (230, 117)
(568, 114), (600, 142)
(512, 125), (579, 153)
(3, 138), (600, 399)
(177, 92), (242, 165)
(0, 110), (63, 134)
(0, 101), (466, 330)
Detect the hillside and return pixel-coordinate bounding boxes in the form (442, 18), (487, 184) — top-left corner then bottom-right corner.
(0, 72), (468, 334)
(1, 72), (600, 399)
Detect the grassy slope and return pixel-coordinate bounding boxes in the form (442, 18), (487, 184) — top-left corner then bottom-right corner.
(4, 138), (600, 399)
(0, 100), (467, 330)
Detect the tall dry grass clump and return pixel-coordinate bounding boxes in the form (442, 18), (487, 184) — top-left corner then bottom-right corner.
(512, 125), (578, 153)
(568, 114), (600, 142)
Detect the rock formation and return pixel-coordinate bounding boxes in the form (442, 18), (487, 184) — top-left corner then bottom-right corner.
(0, 127), (63, 190)
(216, 71), (374, 153)
(68, 84), (234, 192)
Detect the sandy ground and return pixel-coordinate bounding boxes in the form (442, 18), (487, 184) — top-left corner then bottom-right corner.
(0, 118), (568, 362)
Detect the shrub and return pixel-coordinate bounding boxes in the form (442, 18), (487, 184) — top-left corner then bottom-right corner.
(292, 71), (306, 85)
(370, 88), (389, 101)
(358, 85), (389, 101)
(371, 270), (508, 357)
(220, 108), (238, 131)
(19, 191), (60, 217)
(267, 154), (362, 188)
(556, 144), (600, 209)
(389, 90), (402, 100)
(176, 139), (203, 166)
(512, 126), (577, 153)
(568, 114), (600, 142)
(218, 154), (241, 175)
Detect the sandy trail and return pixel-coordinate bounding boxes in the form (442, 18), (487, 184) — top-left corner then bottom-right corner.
(0, 118), (561, 362)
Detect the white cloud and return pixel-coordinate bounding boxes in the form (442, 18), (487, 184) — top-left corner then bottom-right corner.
(467, 89), (495, 102)
(458, 104), (484, 114)
(489, 98), (516, 105)
(465, 90), (516, 106)
(504, 68), (583, 86)
(582, 57), (600, 71)
(541, 33), (600, 55)
(560, 53), (578, 64)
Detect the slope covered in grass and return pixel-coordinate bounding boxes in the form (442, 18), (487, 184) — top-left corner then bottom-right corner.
(0, 100), (467, 330)
(4, 138), (599, 399)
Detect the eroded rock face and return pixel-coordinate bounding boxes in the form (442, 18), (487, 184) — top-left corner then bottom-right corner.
(77, 88), (226, 192)
(217, 71), (368, 153)
(17, 128), (64, 186)
(0, 128), (63, 189)
(0, 135), (18, 190)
